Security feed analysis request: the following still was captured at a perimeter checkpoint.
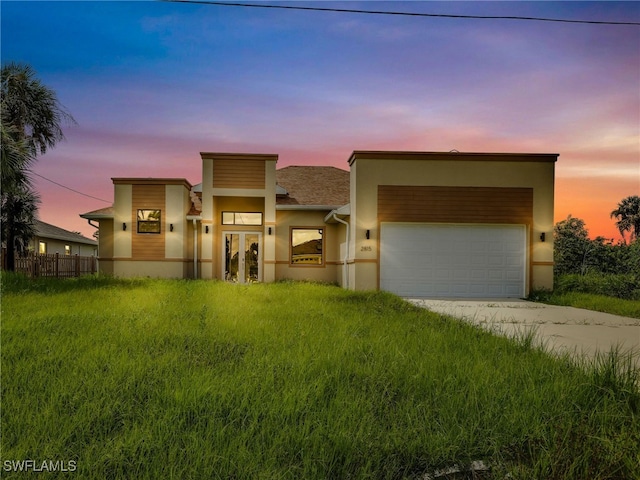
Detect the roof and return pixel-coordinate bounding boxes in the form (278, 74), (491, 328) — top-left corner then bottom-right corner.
(275, 166), (350, 208)
(80, 206), (114, 220)
(35, 220), (97, 246)
(201, 152), (278, 162)
(111, 178), (192, 188)
(348, 150), (559, 165)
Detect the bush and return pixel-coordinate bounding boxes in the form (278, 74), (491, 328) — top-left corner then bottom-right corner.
(553, 215), (640, 276)
(555, 274), (640, 300)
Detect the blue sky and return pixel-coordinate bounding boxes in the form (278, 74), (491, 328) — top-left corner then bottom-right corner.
(2, 1), (639, 239)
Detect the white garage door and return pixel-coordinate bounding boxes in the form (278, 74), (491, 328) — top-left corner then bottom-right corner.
(380, 224), (526, 298)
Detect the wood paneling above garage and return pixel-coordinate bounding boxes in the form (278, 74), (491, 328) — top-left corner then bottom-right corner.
(378, 185), (533, 225)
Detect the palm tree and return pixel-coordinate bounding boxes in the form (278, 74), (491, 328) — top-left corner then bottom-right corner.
(1, 184), (40, 255)
(610, 195), (640, 243)
(1, 62), (73, 156)
(1, 122), (35, 269)
(1, 62), (75, 270)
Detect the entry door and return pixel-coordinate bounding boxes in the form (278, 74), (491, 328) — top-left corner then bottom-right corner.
(223, 232), (261, 283)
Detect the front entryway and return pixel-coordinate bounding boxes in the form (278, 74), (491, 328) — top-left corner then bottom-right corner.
(223, 232), (261, 283)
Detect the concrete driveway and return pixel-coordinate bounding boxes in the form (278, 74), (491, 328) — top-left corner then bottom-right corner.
(407, 299), (640, 365)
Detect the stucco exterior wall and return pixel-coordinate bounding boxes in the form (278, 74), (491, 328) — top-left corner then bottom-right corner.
(113, 183), (132, 259)
(96, 219), (114, 275)
(199, 154), (277, 281)
(165, 184), (191, 259)
(348, 152), (557, 294)
(98, 219), (114, 259)
(113, 260), (190, 278)
(274, 209), (343, 284)
(107, 179), (193, 278)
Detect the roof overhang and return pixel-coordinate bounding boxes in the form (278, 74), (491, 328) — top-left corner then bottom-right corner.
(112, 178), (193, 189)
(200, 152), (278, 162)
(276, 204), (343, 211)
(348, 150), (559, 166)
(324, 204), (351, 223)
(80, 207), (114, 220)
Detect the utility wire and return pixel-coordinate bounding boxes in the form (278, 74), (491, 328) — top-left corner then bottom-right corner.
(162, 0), (640, 26)
(32, 172), (111, 203)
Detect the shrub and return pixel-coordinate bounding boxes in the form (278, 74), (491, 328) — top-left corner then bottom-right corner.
(554, 274), (640, 300)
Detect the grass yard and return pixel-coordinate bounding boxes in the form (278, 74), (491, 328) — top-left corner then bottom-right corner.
(529, 274), (640, 319)
(531, 291), (640, 319)
(2, 275), (639, 479)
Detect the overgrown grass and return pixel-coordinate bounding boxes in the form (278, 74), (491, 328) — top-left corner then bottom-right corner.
(2, 274), (639, 479)
(529, 273), (640, 319)
(530, 290), (640, 319)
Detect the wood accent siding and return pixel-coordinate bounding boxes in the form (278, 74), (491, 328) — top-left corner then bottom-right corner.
(378, 186), (533, 224)
(212, 159), (265, 189)
(132, 185), (165, 260)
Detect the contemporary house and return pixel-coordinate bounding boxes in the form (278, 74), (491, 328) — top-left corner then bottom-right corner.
(81, 150), (557, 298)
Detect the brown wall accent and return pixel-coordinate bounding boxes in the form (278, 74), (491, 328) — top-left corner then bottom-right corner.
(378, 186), (533, 224)
(212, 159), (266, 189)
(132, 185), (165, 260)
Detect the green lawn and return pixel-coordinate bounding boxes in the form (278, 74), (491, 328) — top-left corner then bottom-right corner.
(529, 274), (640, 319)
(2, 275), (639, 479)
(532, 291), (640, 319)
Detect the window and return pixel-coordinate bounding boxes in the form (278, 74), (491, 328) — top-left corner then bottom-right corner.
(137, 209), (161, 234)
(291, 228), (323, 265)
(38, 241), (47, 254)
(64, 245), (71, 255)
(222, 212), (263, 226)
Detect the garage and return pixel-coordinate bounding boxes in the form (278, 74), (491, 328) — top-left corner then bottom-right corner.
(380, 223), (527, 298)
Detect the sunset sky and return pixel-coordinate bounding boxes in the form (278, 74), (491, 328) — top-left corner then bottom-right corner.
(2, 1), (639, 240)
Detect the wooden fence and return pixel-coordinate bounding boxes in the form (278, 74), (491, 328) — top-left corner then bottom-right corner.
(1, 250), (97, 278)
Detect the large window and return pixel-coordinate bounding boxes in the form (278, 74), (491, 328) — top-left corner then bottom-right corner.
(291, 228), (324, 265)
(137, 209), (161, 234)
(222, 212), (263, 226)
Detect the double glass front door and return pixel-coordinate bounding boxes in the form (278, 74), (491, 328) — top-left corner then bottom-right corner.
(224, 232), (261, 283)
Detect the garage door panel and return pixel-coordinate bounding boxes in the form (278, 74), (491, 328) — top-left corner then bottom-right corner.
(470, 269), (487, 281)
(506, 270), (522, 281)
(488, 270), (504, 281)
(380, 224), (526, 298)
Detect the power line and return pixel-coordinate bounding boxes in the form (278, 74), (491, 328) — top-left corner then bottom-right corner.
(32, 172), (111, 203)
(161, 0), (640, 26)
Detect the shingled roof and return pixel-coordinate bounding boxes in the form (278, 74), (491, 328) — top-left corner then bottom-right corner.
(35, 220), (97, 246)
(275, 166), (350, 207)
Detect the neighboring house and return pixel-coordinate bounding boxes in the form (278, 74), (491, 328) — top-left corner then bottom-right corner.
(81, 150), (557, 298)
(31, 219), (98, 257)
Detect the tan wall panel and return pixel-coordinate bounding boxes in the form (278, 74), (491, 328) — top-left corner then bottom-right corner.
(212, 159), (265, 189)
(99, 259), (114, 276)
(114, 260), (189, 278)
(273, 210), (343, 284)
(99, 219), (114, 259)
(378, 186), (533, 225)
(132, 184), (166, 260)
